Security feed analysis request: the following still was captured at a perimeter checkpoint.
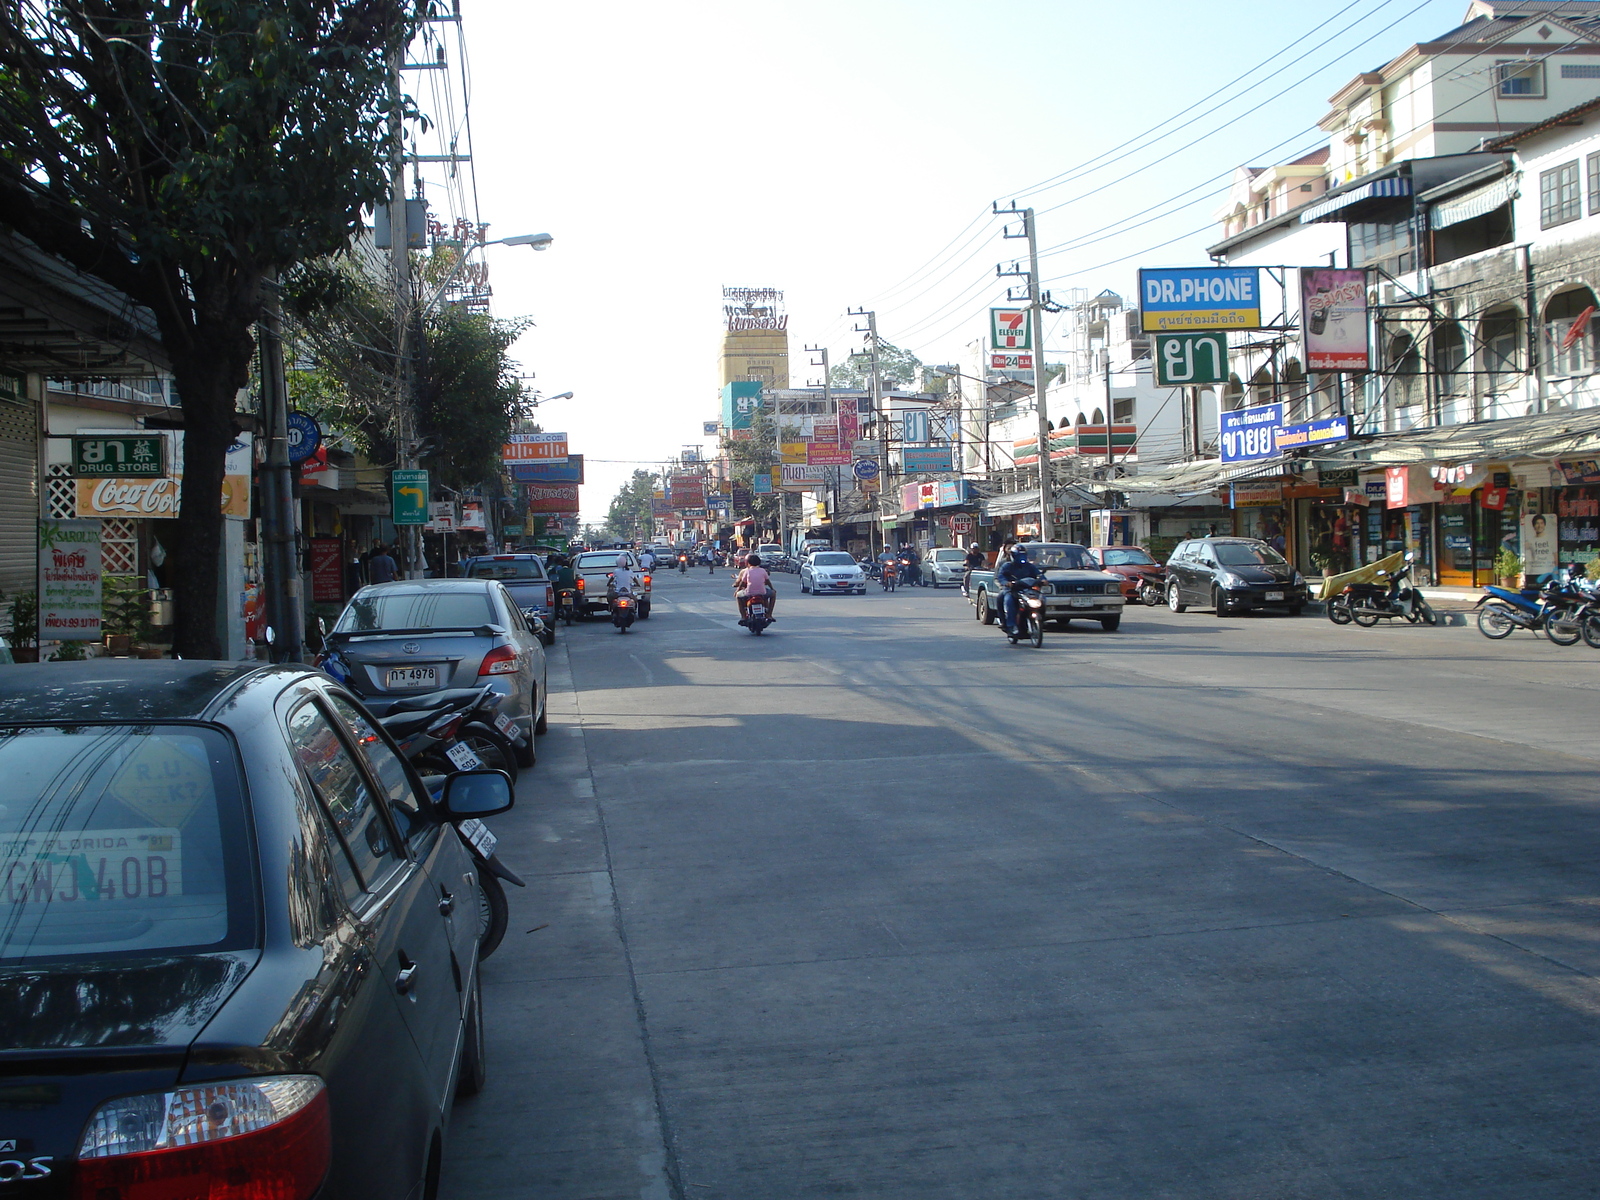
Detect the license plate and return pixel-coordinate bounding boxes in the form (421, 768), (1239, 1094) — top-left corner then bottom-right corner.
(1266, 591), (1285, 601)
(2, 827), (184, 903)
(446, 742), (483, 771)
(747, 604), (766, 616)
(386, 666), (438, 689)
(493, 712), (516, 736)
(1070, 597), (1095, 608)
(457, 818), (497, 857)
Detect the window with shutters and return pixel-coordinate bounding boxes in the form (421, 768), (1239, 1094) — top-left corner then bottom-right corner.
(1540, 161), (1581, 229)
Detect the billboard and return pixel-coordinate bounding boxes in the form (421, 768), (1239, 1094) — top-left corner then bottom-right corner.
(990, 308), (1030, 350)
(903, 446), (954, 473)
(1139, 267), (1260, 332)
(509, 454), (583, 484)
(1274, 416), (1351, 450)
(669, 474), (705, 509)
(721, 380), (763, 429)
(837, 397), (860, 443)
(780, 463), (828, 490)
(807, 443), (851, 466)
(501, 432), (568, 463)
(1301, 267), (1371, 371)
(1219, 403), (1283, 463)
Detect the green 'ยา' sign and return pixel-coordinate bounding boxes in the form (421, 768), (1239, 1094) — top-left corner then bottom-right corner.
(1153, 332), (1229, 387)
(72, 435), (166, 477)
(392, 469), (430, 525)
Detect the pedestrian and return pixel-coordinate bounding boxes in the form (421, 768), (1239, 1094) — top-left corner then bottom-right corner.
(368, 542), (399, 584)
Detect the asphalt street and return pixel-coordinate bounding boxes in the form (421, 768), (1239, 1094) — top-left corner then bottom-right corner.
(440, 566), (1600, 1200)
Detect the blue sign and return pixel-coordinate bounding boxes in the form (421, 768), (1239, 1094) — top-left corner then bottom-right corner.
(1139, 267), (1260, 333)
(752, 473), (773, 495)
(902, 446), (954, 473)
(1219, 403), (1283, 463)
(509, 454), (585, 484)
(1273, 415), (1351, 451)
(286, 412), (322, 464)
(853, 458), (880, 480)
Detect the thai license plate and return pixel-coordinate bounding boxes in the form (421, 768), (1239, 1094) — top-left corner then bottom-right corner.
(3, 827), (183, 903)
(1266, 591), (1285, 601)
(747, 604), (766, 616)
(1070, 597), (1095, 607)
(493, 712), (516, 737)
(446, 742), (483, 771)
(457, 818), (497, 857)
(387, 666), (437, 689)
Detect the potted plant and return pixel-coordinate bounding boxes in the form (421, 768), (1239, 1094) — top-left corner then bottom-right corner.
(7, 590), (38, 662)
(1493, 546), (1523, 588)
(102, 578), (151, 657)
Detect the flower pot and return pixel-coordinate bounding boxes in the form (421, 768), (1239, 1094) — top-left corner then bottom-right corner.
(104, 633), (132, 656)
(132, 645), (165, 659)
(10, 647), (39, 663)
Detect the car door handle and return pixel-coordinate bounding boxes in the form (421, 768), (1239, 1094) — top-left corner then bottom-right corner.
(395, 956), (419, 995)
(438, 889), (454, 916)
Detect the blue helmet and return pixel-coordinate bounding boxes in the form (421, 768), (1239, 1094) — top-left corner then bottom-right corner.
(1011, 547), (1029, 563)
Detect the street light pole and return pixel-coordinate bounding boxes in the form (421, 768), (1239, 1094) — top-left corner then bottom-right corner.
(995, 203), (1054, 543)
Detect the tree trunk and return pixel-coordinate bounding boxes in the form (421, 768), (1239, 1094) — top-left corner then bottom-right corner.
(167, 355), (241, 660)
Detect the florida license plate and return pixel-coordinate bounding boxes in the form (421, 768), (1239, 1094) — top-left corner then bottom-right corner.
(1266, 591), (1285, 601)
(387, 666), (438, 689)
(457, 818), (497, 857)
(446, 742), (483, 771)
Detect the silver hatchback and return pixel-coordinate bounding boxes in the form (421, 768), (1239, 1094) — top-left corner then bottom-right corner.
(322, 579), (548, 758)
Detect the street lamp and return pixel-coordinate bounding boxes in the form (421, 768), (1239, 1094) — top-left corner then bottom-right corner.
(422, 231), (554, 315)
(529, 390), (573, 405)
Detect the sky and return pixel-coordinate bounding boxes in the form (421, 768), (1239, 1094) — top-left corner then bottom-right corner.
(416, 0), (1473, 520)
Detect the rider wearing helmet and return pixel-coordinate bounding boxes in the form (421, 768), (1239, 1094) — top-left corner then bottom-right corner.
(734, 553), (778, 624)
(962, 541), (987, 595)
(996, 545), (1042, 634)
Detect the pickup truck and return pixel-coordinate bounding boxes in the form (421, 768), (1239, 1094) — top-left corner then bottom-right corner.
(968, 543), (1127, 631)
(572, 548), (653, 618)
(460, 553), (556, 643)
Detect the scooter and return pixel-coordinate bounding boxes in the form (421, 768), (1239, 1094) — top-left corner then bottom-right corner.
(1476, 569), (1586, 643)
(880, 561), (898, 592)
(611, 591), (638, 633)
(555, 586), (578, 626)
(999, 580), (1046, 648)
(743, 596), (772, 635)
(678, 554), (689, 574)
(378, 685), (525, 780)
(1339, 552), (1436, 627)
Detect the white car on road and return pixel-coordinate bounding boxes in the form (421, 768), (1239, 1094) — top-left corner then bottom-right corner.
(800, 551), (867, 595)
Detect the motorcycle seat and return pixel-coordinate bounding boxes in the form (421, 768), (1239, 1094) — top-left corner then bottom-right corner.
(386, 687), (490, 714)
(378, 708), (447, 737)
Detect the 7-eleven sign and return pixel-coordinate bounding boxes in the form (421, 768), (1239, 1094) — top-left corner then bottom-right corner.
(990, 308), (1031, 350)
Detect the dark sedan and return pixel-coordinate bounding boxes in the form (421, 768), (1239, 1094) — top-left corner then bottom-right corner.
(0, 661), (512, 1200)
(1164, 536), (1310, 616)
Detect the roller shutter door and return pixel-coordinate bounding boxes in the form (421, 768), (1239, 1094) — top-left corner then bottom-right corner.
(0, 398), (38, 602)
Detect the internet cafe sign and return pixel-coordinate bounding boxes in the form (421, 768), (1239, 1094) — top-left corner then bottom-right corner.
(75, 432), (252, 518)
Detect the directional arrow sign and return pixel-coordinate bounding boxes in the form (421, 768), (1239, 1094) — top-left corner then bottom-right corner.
(392, 469), (430, 525)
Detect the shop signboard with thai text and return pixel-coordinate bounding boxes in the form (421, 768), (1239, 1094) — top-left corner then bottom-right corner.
(71, 435), (165, 477)
(39, 519), (101, 641)
(1301, 267), (1370, 371)
(501, 432), (568, 464)
(526, 484), (581, 514)
(1273, 416), (1350, 450)
(1230, 481), (1282, 508)
(310, 538), (344, 604)
(76, 433), (252, 518)
(1139, 267), (1260, 332)
(1153, 333), (1227, 386)
(1219, 403), (1282, 463)
(669, 475), (706, 509)
(807, 443), (851, 466)
(903, 446), (954, 473)
(836, 397), (859, 443)
(780, 464), (827, 490)
(509, 454), (584, 484)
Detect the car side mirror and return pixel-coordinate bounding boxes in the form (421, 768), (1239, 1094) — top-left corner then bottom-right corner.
(439, 769), (515, 818)
(522, 609), (546, 633)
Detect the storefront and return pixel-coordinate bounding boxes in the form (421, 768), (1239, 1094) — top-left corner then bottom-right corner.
(1555, 460), (1599, 576)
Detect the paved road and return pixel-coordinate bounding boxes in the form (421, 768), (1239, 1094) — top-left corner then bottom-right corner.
(441, 568), (1600, 1200)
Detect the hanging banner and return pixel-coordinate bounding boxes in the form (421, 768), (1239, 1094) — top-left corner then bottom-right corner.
(39, 519), (102, 641)
(836, 397), (860, 443)
(1139, 267), (1260, 332)
(1301, 267), (1371, 371)
(501, 432), (568, 463)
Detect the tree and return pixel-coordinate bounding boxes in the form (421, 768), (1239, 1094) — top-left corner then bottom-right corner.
(0, 0), (427, 656)
(604, 470), (658, 543)
(829, 337), (923, 391)
(719, 411), (781, 534)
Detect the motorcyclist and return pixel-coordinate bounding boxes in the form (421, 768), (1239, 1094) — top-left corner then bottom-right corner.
(606, 556), (641, 606)
(997, 545), (1042, 634)
(548, 553), (576, 617)
(734, 553), (777, 624)
(962, 542), (987, 596)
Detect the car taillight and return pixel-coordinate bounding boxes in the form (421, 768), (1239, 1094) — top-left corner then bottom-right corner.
(576, 577), (586, 592)
(73, 1076), (330, 1200)
(479, 645), (520, 675)
(545, 585), (554, 607)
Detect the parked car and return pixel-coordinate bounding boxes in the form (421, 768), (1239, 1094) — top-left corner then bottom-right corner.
(1164, 536), (1309, 616)
(968, 543), (1127, 630)
(924, 546), (970, 588)
(801, 551), (868, 595)
(461, 552), (555, 643)
(323, 578), (548, 762)
(1088, 545), (1168, 603)
(0, 660), (514, 1200)
(572, 549), (652, 617)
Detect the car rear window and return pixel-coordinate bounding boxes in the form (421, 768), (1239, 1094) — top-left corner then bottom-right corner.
(812, 553), (855, 566)
(933, 549), (966, 561)
(576, 553), (629, 569)
(336, 588), (496, 631)
(465, 559), (547, 581)
(0, 724), (253, 962)
(1101, 549), (1156, 566)
(1029, 545), (1094, 570)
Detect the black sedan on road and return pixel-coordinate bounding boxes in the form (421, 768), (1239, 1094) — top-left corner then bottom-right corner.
(0, 661), (513, 1200)
(1164, 536), (1310, 616)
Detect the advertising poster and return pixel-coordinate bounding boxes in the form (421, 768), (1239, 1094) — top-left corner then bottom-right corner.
(76, 432), (252, 518)
(39, 519), (102, 641)
(1301, 268), (1370, 371)
(527, 484), (581, 514)
(1139, 267), (1260, 332)
(501, 432), (568, 463)
(310, 538), (345, 604)
(669, 475), (706, 509)
(1522, 511), (1559, 581)
(836, 397), (860, 443)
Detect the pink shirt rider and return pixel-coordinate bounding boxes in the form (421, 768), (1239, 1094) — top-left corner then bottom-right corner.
(738, 565), (770, 597)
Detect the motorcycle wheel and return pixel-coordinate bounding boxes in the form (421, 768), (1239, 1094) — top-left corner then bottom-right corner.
(1545, 608), (1583, 646)
(1351, 607), (1381, 627)
(476, 870), (509, 959)
(1326, 595), (1353, 625)
(1028, 609), (1045, 648)
(459, 723), (519, 783)
(1477, 603), (1517, 639)
(1582, 610), (1600, 650)
(1413, 599), (1437, 627)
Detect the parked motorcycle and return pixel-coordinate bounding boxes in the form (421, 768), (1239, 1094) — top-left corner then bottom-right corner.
(378, 684), (524, 781)
(1475, 569), (1587, 644)
(1337, 552), (1436, 627)
(1000, 580), (1046, 648)
(1137, 577), (1165, 608)
(611, 591), (638, 633)
(419, 773), (524, 959)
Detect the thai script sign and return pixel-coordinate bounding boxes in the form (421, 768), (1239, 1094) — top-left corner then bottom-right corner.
(1153, 332), (1228, 386)
(1230, 481), (1282, 508)
(903, 447), (954, 473)
(669, 475), (705, 509)
(39, 519), (102, 641)
(721, 381), (763, 430)
(1139, 267), (1260, 332)
(1219, 403), (1283, 463)
(75, 433), (251, 518)
(509, 454), (584, 484)
(807, 443), (851, 466)
(526, 484), (580, 514)
(1301, 267), (1370, 371)
(723, 286), (787, 331)
(72, 435), (165, 477)
(1274, 416), (1351, 450)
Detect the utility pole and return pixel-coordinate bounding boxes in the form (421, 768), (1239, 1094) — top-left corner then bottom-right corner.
(257, 275), (303, 663)
(995, 203), (1054, 543)
(806, 344), (839, 549)
(387, 44), (421, 578)
(848, 309), (887, 559)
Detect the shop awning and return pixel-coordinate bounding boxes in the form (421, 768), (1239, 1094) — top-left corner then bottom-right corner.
(1299, 176), (1411, 224)
(980, 483), (1107, 519)
(1429, 175), (1518, 230)
(1306, 407), (1600, 468)
(1115, 456), (1290, 498)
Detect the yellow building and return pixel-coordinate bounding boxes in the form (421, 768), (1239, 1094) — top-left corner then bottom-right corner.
(719, 286), (788, 387)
